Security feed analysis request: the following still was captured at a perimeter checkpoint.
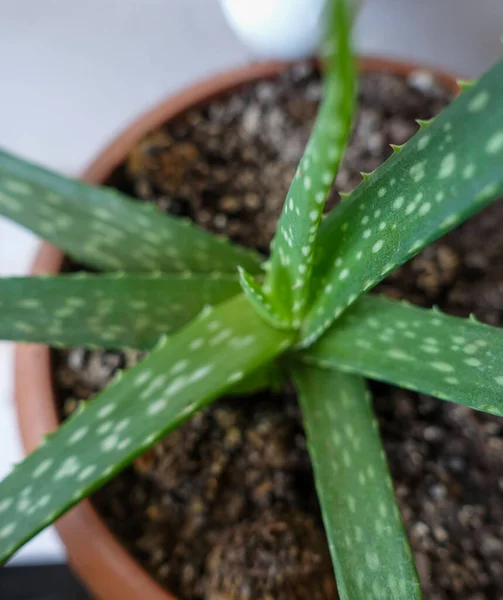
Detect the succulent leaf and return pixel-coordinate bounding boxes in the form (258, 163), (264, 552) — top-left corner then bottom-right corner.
(0, 294), (294, 563)
(238, 267), (294, 330)
(301, 294), (503, 416)
(229, 362), (285, 395)
(0, 273), (242, 349)
(293, 364), (421, 600)
(301, 57), (503, 346)
(0, 149), (262, 274)
(266, 0), (356, 321)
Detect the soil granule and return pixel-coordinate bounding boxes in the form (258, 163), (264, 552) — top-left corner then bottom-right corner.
(54, 63), (503, 599)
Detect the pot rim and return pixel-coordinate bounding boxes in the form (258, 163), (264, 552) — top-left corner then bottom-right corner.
(14, 57), (460, 600)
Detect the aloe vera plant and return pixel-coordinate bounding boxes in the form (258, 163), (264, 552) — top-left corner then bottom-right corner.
(2, 0), (503, 597)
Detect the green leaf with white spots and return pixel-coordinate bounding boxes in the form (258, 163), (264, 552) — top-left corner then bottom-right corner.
(301, 294), (503, 416)
(0, 294), (294, 564)
(238, 267), (293, 330)
(293, 365), (421, 600)
(0, 273), (242, 349)
(266, 0), (356, 323)
(228, 362), (286, 396)
(301, 57), (503, 346)
(0, 149), (262, 274)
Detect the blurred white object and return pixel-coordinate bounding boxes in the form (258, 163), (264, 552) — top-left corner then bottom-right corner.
(218, 0), (327, 59)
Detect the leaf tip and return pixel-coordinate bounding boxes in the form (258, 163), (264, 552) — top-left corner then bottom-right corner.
(457, 79), (477, 92)
(415, 118), (433, 129)
(390, 144), (404, 154)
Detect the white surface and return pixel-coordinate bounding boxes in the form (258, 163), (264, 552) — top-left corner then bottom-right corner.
(0, 0), (502, 565)
(356, 0), (503, 78)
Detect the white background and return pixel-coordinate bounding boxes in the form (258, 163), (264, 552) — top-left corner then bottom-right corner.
(1, 0), (502, 564)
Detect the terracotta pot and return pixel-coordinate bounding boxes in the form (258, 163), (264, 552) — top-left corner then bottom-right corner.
(15, 58), (460, 600)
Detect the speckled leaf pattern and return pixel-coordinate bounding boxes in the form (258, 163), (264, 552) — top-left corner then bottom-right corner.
(0, 294), (294, 563)
(228, 362), (285, 396)
(0, 149), (262, 274)
(266, 0), (355, 324)
(302, 294), (503, 416)
(0, 273), (242, 349)
(293, 365), (421, 600)
(302, 58), (503, 346)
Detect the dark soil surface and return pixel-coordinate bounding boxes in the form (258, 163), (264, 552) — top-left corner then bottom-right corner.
(54, 63), (503, 599)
